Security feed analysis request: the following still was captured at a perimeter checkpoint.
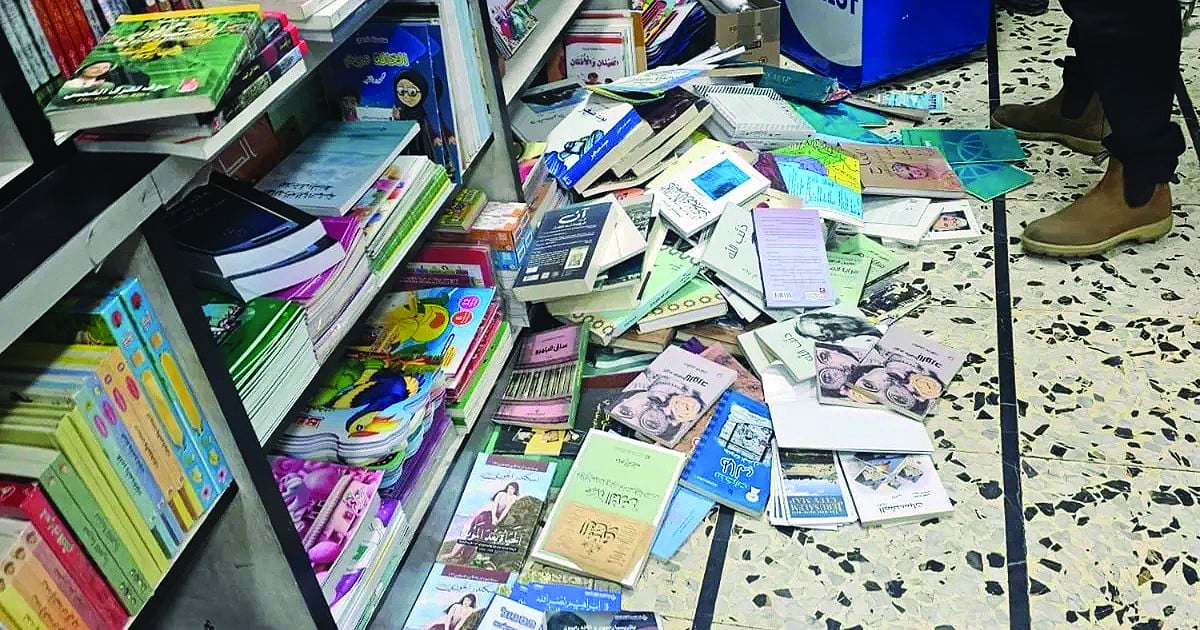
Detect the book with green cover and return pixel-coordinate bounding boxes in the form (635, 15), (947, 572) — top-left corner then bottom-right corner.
(201, 295), (303, 383)
(0, 444), (149, 611)
(900, 128), (1026, 164)
(43, 6), (264, 132)
(827, 252), (871, 307)
(636, 276), (727, 334)
(530, 431), (685, 587)
(560, 246), (701, 345)
(827, 234), (908, 285)
(372, 171), (451, 272)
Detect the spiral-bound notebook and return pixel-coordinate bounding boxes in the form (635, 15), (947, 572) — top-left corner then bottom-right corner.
(693, 84), (815, 144)
(678, 391), (774, 515)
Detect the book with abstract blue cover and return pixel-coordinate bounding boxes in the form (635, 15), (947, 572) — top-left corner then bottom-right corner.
(951, 161), (1034, 201)
(324, 21), (451, 174)
(543, 96), (649, 191)
(678, 391), (773, 515)
(900, 128), (1026, 164)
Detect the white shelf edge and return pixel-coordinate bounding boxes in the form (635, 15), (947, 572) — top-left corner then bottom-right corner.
(297, 0), (390, 43)
(502, 0), (587, 105)
(0, 160), (33, 189)
(123, 485), (234, 629)
(253, 177), (456, 445)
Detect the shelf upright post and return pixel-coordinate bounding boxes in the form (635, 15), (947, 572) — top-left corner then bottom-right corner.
(135, 217), (339, 630)
(464, 0), (526, 203)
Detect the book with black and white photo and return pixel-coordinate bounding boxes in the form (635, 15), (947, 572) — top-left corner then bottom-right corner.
(838, 452), (953, 526)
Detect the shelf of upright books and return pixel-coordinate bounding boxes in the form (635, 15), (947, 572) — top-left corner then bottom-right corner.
(501, 0), (589, 105)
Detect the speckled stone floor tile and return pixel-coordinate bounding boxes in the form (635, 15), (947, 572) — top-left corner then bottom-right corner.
(712, 450), (1009, 629)
(887, 198), (998, 310)
(658, 615), (695, 630)
(1021, 458), (1200, 629)
(1013, 310), (1200, 471)
(1004, 201), (1200, 315)
(621, 507), (715, 617)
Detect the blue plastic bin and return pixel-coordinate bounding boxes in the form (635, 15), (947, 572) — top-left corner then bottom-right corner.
(778, 0), (990, 89)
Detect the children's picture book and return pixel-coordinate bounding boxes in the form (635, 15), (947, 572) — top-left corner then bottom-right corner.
(494, 325), (588, 429)
(679, 392), (774, 515)
(814, 341), (882, 408)
(951, 161), (1034, 202)
(840, 143), (967, 198)
(848, 326), (967, 420)
(604, 345), (737, 447)
(402, 563), (516, 630)
(351, 287), (496, 378)
(564, 33), (628, 85)
(752, 208), (837, 309)
(269, 456), (383, 582)
(436, 454), (556, 573)
(900, 128), (1026, 164)
(43, 7), (263, 131)
(478, 595), (546, 630)
(753, 306), (881, 382)
(768, 448), (858, 527)
(921, 200), (984, 242)
(531, 431), (685, 587)
(651, 149), (769, 236)
(838, 452), (953, 525)
(487, 0), (539, 59)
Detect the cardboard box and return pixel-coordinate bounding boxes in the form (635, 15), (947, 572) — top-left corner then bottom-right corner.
(701, 0), (781, 66)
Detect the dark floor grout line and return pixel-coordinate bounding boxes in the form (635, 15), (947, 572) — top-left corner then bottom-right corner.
(1175, 72), (1200, 164)
(1020, 453), (1200, 475)
(692, 507), (736, 630)
(987, 8), (1033, 630)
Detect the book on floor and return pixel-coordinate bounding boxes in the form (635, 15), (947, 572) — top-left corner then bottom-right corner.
(530, 431), (685, 588)
(921, 200), (984, 243)
(512, 201), (623, 303)
(692, 84), (815, 148)
(636, 277), (728, 334)
(753, 208), (837, 309)
(768, 447), (858, 528)
(650, 148), (768, 236)
(858, 279), (931, 325)
(847, 326), (967, 420)
(900, 128), (1026, 164)
(649, 487), (715, 560)
(678, 391), (773, 515)
(401, 564), (516, 630)
(603, 345), (737, 447)
(826, 252), (871, 307)
(838, 452), (953, 526)
(839, 143), (968, 198)
(493, 324), (588, 430)
(814, 341), (882, 408)
(752, 305), (881, 382)
(858, 197), (936, 246)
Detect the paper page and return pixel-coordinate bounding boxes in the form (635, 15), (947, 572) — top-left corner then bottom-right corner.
(753, 209), (836, 308)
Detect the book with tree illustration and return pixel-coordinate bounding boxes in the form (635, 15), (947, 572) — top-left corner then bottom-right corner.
(436, 454), (556, 573)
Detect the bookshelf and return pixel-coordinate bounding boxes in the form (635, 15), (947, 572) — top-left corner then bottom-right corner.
(0, 0), (560, 627)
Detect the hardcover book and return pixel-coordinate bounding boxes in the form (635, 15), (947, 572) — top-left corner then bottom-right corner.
(678, 392), (773, 515)
(603, 345), (736, 447)
(530, 431), (685, 587)
(494, 325), (588, 429)
(847, 326), (967, 420)
(838, 452), (953, 525)
(839, 143), (967, 198)
(402, 564), (516, 630)
(752, 208), (836, 309)
(43, 6), (263, 132)
(436, 454), (556, 573)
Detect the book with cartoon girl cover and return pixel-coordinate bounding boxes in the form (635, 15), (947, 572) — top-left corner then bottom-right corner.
(436, 454), (556, 573)
(603, 345), (736, 447)
(847, 326), (966, 420)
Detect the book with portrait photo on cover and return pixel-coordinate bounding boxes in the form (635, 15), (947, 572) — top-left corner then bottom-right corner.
(847, 326), (967, 420)
(839, 143), (968, 198)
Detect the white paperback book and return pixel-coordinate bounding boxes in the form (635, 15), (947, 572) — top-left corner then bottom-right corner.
(752, 304), (881, 382)
(837, 452), (953, 525)
(650, 151), (768, 236)
(859, 197), (937, 245)
(762, 363), (935, 454)
(921, 199), (984, 243)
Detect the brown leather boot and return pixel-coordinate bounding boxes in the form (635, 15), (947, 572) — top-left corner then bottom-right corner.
(991, 89), (1107, 156)
(1021, 158), (1173, 257)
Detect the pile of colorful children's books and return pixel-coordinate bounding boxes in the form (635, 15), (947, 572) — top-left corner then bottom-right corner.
(0, 277), (234, 627)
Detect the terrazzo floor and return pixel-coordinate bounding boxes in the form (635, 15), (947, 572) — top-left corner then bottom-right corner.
(618, 7), (1200, 630)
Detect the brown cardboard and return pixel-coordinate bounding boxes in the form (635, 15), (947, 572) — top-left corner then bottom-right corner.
(700, 0), (781, 66)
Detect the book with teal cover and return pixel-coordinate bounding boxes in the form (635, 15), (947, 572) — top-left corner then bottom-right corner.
(952, 161), (1034, 201)
(678, 391), (773, 515)
(44, 7), (263, 129)
(900, 128), (1026, 164)
(530, 431), (685, 587)
(350, 287), (497, 379)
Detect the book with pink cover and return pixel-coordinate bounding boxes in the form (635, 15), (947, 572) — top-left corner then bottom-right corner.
(400, 243), (496, 289)
(674, 340), (765, 455)
(270, 456), (383, 583)
(270, 217), (362, 301)
(494, 324), (588, 429)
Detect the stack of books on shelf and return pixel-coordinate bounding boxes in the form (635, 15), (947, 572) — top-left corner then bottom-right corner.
(27, 5), (309, 155)
(0, 276), (233, 628)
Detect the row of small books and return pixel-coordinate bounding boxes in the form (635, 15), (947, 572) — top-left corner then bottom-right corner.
(42, 6), (291, 134)
(0, 275), (234, 628)
(74, 8), (311, 156)
(0, 0), (191, 106)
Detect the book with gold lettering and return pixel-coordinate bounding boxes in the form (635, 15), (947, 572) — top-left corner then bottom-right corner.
(530, 431), (685, 588)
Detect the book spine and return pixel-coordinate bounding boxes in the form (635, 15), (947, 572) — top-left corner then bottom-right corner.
(26, 526), (110, 630)
(25, 0), (70, 74)
(17, 0), (63, 86)
(40, 455), (151, 609)
(199, 26), (300, 132)
(0, 572), (48, 630)
(0, 1), (44, 91)
(119, 278), (233, 503)
(92, 0), (120, 30)
(422, 22), (461, 182)
(75, 0), (104, 39)
(4, 527), (90, 629)
(40, 0), (83, 71)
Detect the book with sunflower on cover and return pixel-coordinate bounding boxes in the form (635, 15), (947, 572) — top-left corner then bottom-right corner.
(43, 5), (264, 132)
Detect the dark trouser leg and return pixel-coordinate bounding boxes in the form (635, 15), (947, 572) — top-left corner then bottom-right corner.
(1060, 0), (1185, 204)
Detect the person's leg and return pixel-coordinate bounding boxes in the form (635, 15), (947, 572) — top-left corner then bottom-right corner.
(991, 16), (1107, 155)
(1020, 0), (1184, 257)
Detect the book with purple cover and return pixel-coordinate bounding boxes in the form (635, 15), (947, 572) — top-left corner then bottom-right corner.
(752, 208), (836, 309)
(494, 324), (589, 429)
(269, 216), (361, 301)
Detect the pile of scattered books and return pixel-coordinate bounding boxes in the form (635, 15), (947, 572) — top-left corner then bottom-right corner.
(0, 277), (234, 627)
